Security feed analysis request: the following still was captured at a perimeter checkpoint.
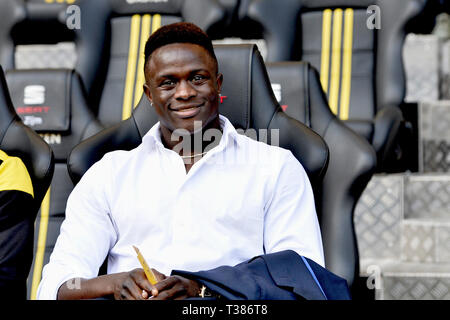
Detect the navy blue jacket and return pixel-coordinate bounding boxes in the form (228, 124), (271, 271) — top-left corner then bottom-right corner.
(172, 250), (351, 300)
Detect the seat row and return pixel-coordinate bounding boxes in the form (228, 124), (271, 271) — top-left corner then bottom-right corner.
(1, 0), (446, 170)
(0, 0), (446, 299)
(0, 43), (376, 299)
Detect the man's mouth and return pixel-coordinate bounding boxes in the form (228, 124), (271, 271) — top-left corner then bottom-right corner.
(169, 104), (203, 118)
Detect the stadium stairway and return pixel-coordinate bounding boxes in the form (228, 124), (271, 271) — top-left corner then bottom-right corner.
(355, 172), (450, 299)
(354, 25), (450, 300)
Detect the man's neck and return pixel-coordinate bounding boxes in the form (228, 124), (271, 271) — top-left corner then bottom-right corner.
(160, 117), (222, 156)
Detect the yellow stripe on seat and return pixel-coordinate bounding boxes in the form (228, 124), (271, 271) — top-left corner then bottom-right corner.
(133, 14), (152, 108)
(320, 9), (332, 94)
(339, 8), (354, 121)
(133, 14), (162, 108)
(30, 188), (51, 300)
(151, 14), (161, 35)
(47, 1), (77, 5)
(329, 9), (343, 116)
(122, 15), (142, 120)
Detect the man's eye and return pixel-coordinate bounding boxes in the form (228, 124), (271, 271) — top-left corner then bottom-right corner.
(161, 79), (175, 86)
(192, 75), (205, 82)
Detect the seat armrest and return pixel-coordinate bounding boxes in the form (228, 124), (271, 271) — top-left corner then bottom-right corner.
(68, 118), (140, 185)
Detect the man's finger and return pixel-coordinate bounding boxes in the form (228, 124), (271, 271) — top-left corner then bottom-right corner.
(153, 276), (178, 295)
(151, 268), (166, 282)
(130, 268), (154, 293)
(118, 286), (137, 300)
(151, 283), (185, 300)
(147, 268), (166, 296)
(123, 276), (147, 300)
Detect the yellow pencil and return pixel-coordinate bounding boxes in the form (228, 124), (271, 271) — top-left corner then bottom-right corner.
(133, 245), (158, 285)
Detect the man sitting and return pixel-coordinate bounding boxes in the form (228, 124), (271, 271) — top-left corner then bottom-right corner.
(37, 22), (326, 300)
(0, 150), (35, 299)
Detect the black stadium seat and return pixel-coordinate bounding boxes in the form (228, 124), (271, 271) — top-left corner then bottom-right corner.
(0, 0), (103, 108)
(210, 0), (251, 39)
(76, 0), (226, 127)
(243, 0), (430, 172)
(0, 0), (78, 70)
(5, 69), (103, 299)
(0, 65), (54, 299)
(266, 61), (376, 292)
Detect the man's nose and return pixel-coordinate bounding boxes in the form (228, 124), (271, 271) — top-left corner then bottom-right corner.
(175, 80), (197, 100)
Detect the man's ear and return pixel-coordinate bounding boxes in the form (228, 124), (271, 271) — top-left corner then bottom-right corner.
(216, 73), (223, 93)
(143, 83), (153, 105)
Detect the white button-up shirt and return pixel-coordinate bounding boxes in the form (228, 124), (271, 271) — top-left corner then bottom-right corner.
(37, 115), (324, 299)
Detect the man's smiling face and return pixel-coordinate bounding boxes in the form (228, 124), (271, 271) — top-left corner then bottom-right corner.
(144, 42), (223, 135)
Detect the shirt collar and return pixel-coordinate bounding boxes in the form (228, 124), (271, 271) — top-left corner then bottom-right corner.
(142, 114), (240, 152)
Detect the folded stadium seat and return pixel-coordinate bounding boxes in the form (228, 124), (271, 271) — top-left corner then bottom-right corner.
(75, 0), (226, 127)
(209, 0), (270, 60)
(0, 0), (80, 92)
(0, 0), (26, 69)
(209, 0), (252, 39)
(214, 0), (240, 32)
(243, 0), (431, 172)
(266, 61), (376, 295)
(0, 0), (111, 110)
(67, 44), (330, 282)
(0, 65), (54, 299)
(15, 0), (80, 71)
(0, 0), (78, 69)
(5, 69), (103, 299)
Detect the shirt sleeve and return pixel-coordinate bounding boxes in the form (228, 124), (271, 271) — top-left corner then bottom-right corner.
(263, 150), (325, 267)
(36, 155), (118, 300)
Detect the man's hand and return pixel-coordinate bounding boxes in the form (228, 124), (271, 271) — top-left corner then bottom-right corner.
(113, 268), (166, 300)
(149, 274), (201, 300)
(58, 268), (167, 300)
(57, 268), (198, 300)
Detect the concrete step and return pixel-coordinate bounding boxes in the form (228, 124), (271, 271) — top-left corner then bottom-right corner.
(360, 259), (450, 300)
(404, 173), (450, 220)
(401, 219), (450, 264)
(404, 34), (440, 103)
(355, 173), (450, 261)
(356, 173), (450, 300)
(441, 39), (450, 99)
(419, 100), (450, 173)
(354, 174), (404, 260)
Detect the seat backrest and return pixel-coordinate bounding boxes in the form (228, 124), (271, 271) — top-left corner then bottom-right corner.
(0, 66), (54, 207)
(266, 61), (376, 289)
(75, 0), (226, 126)
(246, 0), (428, 121)
(5, 68), (103, 299)
(68, 44), (329, 202)
(244, 0), (432, 173)
(0, 65), (54, 298)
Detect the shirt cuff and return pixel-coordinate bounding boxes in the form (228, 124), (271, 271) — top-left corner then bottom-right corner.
(37, 269), (79, 300)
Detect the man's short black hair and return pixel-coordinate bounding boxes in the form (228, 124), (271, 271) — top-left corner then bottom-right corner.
(144, 22), (218, 73)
